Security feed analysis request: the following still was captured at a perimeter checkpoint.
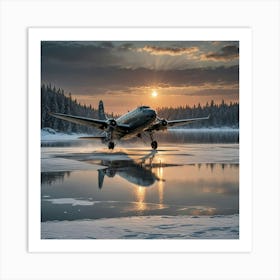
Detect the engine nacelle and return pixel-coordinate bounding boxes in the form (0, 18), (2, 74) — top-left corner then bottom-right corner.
(107, 118), (117, 127)
(161, 119), (168, 127)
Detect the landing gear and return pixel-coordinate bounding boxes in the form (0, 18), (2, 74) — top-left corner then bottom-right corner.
(148, 131), (158, 150)
(151, 140), (158, 150)
(108, 141), (115, 150)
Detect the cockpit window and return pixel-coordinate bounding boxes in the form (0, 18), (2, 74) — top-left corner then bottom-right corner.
(139, 106), (150, 110)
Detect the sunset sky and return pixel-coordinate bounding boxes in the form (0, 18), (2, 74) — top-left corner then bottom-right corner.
(41, 41), (239, 114)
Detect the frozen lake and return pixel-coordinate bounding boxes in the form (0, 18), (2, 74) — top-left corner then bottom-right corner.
(41, 132), (239, 239)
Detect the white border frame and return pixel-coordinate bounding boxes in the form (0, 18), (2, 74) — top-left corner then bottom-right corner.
(1, 1), (280, 279)
(28, 27), (252, 253)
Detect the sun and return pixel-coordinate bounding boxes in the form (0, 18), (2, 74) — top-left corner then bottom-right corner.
(151, 90), (158, 98)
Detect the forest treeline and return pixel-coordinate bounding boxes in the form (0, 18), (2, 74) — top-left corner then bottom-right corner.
(41, 84), (239, 133)
(41, 84), (99, 134)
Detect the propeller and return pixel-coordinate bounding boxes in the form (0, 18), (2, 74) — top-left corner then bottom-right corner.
(107, 118), (117, 127)
(156, 116), (168, 127)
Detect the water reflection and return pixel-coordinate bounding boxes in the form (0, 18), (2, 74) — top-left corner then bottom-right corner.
(97, 150), (161, 189)
(42, 165), (238, 221)
(41, 141), (239, 238)
(135, 186), (146, 213)
(41, 171), (71, 185)
(42, 144), (239, 221)
(78, 149), (172, 189)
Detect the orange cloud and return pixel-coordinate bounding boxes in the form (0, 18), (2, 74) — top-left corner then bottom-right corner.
(139, 45), (199, 56)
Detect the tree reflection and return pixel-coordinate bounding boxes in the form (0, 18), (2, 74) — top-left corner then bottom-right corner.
(41, 171), (71, 185)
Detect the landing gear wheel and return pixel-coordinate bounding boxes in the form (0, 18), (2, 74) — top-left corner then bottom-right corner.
(151, 140), (158, 150)
(108, 142), (115, 150)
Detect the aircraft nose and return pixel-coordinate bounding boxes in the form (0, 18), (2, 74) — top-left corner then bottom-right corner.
(147, 109), (156, 119)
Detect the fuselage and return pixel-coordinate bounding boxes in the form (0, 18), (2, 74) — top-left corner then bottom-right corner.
(115, 106), (157, 139)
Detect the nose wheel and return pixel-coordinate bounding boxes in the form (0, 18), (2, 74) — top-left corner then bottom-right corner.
(108, 141), (115, 150)
(151, 140), (158, 150)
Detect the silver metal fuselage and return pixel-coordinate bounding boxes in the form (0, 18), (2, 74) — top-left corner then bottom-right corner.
(114, 106), (157, 140)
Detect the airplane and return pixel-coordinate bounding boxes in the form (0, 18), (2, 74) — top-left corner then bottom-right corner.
(50, 100), (210, 150)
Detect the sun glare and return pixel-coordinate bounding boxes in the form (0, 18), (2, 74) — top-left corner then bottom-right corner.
(151, 90), (158, 98)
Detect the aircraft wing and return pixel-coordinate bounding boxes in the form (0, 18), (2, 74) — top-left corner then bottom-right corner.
(49, 112), (130, 131)
(49, 112), (108, 130)
(165, 115), (210, 128)
(146, 115), (210, 131)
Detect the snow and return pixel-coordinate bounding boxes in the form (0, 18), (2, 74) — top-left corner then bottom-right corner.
(41, 127), (239, 141)
(170, 127), (239, 132)
(41, 214), (239, 239)
(41, 128), (87, 141)
(44, 198), (100, 206)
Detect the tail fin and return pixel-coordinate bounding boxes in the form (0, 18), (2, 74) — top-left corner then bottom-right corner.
(98, 100), (107, 120)
(98, 169), (105, 189)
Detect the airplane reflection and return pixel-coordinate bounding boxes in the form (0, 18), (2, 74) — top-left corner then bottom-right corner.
(97, 150), (164, 189)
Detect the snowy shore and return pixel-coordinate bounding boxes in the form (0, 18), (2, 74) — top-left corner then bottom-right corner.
(41, 127), (239, 141)
(42, 214), (239, 239)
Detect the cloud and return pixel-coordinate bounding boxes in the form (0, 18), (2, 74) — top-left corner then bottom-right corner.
(41, 41), (239, 75)
(211, 41), (222, 46)
(41, 41), (121, 66)
(138, 45), (200, 56)
(42, 63), (239, 96)
(41, 41), (239, 101)
(99, 42), (114, 49)
(118, 43), (134, 51)
(188, 88), (238, 97)
(201, 45), (239, 61)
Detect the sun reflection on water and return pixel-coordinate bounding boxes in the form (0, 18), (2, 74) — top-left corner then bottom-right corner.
(135, 186), (146, 213)
(158, 180), (164, 209)
(134, 163), (166, 213)
(156, 166), (165, 209)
